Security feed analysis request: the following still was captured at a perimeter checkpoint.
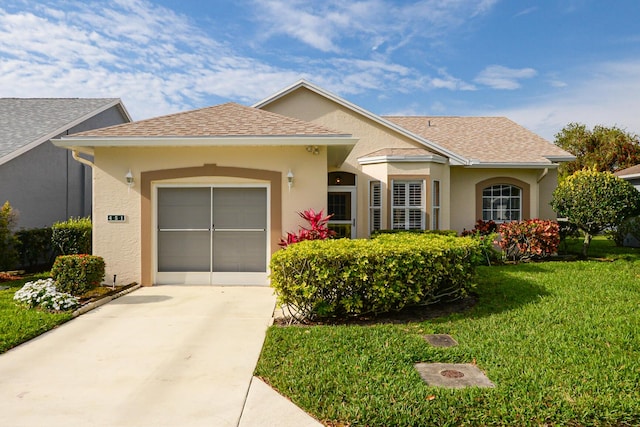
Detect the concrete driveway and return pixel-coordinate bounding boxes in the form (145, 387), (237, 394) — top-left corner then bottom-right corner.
(0, 285), (277, 427)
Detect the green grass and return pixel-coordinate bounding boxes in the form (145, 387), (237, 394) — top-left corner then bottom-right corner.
(0, 273), (73, 353)
(256, 238), (640, 426)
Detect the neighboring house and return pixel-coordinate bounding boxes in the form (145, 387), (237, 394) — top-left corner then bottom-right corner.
(614, 164), (640, 192)
(0, 98), (131, 229)
(54, 80), (574, 287)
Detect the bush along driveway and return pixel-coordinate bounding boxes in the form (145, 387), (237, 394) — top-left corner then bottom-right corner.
(256, 239), (640, 426)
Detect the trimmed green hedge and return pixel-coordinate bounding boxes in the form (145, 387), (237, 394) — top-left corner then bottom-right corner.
(51, 254), (105, 296)
(270, 233), (481, 320)
(15, 227), (55, 270)
(51, 217), (91, 255)
(371, 229), (458, 237)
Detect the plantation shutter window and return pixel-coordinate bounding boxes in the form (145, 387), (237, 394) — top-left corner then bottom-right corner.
(369, 181), (381, 234)
(482, 184), (522, 222)
(432, 180), (440, 230)
(392, 180), (424, 230)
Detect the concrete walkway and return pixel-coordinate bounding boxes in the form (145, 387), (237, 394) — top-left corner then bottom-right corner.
(0, 285), (321, 427)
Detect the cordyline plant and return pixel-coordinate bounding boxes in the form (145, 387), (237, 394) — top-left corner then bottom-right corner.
(279, 209), (336, 247)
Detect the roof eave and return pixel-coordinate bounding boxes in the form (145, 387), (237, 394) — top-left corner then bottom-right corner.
(253, 80), (469, 166)
(54, 134), (358, 148)
(544, 155), (577, 162)
(462, 161), (559, 169)
(358, 153), (448, 165)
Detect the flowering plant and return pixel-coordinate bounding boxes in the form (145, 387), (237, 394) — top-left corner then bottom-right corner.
(14, 278), (80, 312)
(279, 209), (336, 247)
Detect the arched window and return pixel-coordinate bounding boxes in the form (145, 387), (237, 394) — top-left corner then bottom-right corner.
(482, 184), (522, 222)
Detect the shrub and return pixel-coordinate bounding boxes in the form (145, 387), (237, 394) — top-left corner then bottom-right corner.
(51, 254), (105, 296)
(51, 217), (92, 255)
(270, 233), (481, 320)
(613, 215), (640, 246)
(280, 209), (336, 247)
(461, 219), (497, 237)
(371, 229), (458, 237)
(498, 219), (560, 261)
(15, 227), (55, 270)
(551, 169), (640, 256)
(0, 201), (19, 271)
(13, 278), (79, 312)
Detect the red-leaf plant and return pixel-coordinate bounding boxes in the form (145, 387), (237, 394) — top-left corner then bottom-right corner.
(279, 209), (336, 247)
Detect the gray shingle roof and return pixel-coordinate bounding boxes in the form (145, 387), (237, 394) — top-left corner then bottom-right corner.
(0, 98), (120, 159)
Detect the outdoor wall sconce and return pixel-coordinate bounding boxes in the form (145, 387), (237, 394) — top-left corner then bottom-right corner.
(306, 145), (320, 155)
(287, 169), (294, 191)
(125, 169), (134, 193)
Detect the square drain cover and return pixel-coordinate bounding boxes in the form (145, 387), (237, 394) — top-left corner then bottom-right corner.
(414, 363), (494, 389)
(424, 334), (458, 347)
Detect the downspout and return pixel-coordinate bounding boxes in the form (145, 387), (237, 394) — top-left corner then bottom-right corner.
(72, 150), (95, 168)
(536, 168), (549, 183)
(72, 150), (94, 218)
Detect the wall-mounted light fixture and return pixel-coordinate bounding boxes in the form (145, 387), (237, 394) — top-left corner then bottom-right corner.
(306, 145), (320, 155)
(287, 169), (294, 191)
(125, 169), (134, 193)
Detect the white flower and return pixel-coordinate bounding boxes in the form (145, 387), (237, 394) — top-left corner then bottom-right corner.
(14, 278), (79, 312)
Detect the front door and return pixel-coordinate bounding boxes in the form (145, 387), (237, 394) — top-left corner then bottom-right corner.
(156, 186), (268, 285)
(327, 187), (356, 238)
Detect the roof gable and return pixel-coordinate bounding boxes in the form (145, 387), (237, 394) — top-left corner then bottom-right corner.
(0, 98), (127, 163)
(255, 80), (575, 167)
(253, 80), (468, 165)
(70, 102), (347, 138)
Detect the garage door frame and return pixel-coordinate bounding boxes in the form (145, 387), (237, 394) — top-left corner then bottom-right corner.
(152, 183), (271, 286)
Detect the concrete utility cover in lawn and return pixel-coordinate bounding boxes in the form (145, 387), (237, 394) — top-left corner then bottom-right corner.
(414, 363), (495, 389)
(424, 334), (458, 347)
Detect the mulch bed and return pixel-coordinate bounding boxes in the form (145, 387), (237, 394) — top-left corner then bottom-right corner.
(274, 294), (478, 326)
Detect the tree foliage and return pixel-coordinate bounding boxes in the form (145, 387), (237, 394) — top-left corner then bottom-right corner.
(555, 123), (640, 178)
(551, 169), (640, 256)
(0, 201), (19, 271)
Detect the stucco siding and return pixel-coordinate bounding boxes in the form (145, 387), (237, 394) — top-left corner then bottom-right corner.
(449, 168), (541, 232)
(92, 145), (327, 285)
(0, 141), (86, 229)
(0, 104), (129, 229)
(263, 87), (444, 237)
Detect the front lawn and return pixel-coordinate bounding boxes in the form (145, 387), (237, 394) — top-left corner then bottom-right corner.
(256, 238), (640, 426)
(0, 274), (73, 353)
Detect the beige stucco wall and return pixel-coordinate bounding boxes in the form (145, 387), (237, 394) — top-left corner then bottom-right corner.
(449, 167), (553, 232)
(263, 88), (447, 237)
(538, 168), (560, 219)
(92, 145), (327, 285)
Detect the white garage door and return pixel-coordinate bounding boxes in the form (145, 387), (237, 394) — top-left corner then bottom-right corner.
(156, 186), (268, 285)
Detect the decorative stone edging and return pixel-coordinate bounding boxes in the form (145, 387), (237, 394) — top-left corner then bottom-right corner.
(72, 284), (141, 317)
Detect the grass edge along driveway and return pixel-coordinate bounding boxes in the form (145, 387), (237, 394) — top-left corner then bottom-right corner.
(256, 239), (640, 426)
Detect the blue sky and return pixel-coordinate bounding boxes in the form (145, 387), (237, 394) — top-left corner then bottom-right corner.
(1, 0), (639, 140)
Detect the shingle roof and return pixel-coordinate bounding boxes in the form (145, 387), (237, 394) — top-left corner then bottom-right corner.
(71, 102), (346, 138)
(0, 98), (121, 159)
(614, 164), (640, 177)
(383, 116), (572, 164)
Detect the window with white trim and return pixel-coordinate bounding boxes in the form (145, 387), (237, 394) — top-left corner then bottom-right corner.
(369, 181), (381, 234)
(432, 180), (440, 230)
(482, 184), (521, 222)
(392, 180), (424, 230)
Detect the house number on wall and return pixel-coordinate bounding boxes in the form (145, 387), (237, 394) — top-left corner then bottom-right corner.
(107, 215), (126, 222)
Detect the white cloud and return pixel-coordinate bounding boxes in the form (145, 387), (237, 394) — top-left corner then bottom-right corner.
(250, 0), (499, 53)
(480, 60), (640, 140)
(474, 65), (537, 90)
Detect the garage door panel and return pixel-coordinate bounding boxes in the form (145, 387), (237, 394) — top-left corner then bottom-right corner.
(158, 188), (210, 229)
(213, 230), (267, 272)
(213, 188), (267, 229)
(158, 231), (210, 272)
